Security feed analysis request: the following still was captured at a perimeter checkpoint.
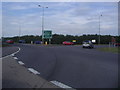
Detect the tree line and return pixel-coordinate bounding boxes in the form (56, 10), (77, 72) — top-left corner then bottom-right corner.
(3, 34), (120, 44)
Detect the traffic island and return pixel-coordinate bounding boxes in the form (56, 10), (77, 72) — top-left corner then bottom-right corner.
(98, 47), (120, 54)
(2, 56), (59, 88)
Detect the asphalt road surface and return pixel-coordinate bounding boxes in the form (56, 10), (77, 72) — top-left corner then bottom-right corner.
(2, 46), (19, 57)
(3, 44), (118, 88)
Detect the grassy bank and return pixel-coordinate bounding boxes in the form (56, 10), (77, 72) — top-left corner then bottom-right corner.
(99, 47), (120, 53)
(2, 43), (10, 47)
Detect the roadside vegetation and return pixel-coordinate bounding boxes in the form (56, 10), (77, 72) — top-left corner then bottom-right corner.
(2, 43), (9, 47)
(99, 47), (120, 53)
(2, 34), (120, 44)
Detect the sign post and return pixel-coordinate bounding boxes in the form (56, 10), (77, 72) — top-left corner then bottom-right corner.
(43, 30), (52, 44)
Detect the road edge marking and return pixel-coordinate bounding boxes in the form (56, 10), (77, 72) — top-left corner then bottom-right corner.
(1, 47), (20, 59)
(13, 57), (18, 60)
(28, 68), (40, 75)
(50, 81), (72, 88)
(18, 61), (25, 65)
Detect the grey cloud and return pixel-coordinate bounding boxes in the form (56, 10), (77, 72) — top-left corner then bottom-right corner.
(2, 2), (118, 37)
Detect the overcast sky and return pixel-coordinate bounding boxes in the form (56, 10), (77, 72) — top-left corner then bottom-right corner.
(2, 2), (118, 37)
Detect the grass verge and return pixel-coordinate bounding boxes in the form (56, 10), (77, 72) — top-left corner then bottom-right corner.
(1, 44), (10, 47)
(99, 47), (120, 53)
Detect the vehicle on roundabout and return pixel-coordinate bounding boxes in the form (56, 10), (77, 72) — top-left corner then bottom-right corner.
(6, 40), (14, 44)
(62, 41), (74, 45)
(19, 40), (26, 43)
(82, 40), (94, 48)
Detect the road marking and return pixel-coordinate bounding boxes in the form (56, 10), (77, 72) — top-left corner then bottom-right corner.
(28, 68), (40, 75)
(11, 54), (14, 56)
(12, 47), (21, 55)
(13, 57), (18, 60)
(50, 81), (72, 88)
(1, 47), (21, 59)
(18, 61), (25, 65)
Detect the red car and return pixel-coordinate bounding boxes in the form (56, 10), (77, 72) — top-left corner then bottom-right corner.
(62, 41), (74, 45)
(6, 40), (14, 44)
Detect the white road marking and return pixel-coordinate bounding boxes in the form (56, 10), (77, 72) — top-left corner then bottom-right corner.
(12, 47), (21, 55)
(13, 57), (18, 60)
(1, 47), (21, 59)
(18, 61), (25, 65)
(28, 68), (40, 75)
(50, 81), (72, 88)
(11, 54), (14, 56)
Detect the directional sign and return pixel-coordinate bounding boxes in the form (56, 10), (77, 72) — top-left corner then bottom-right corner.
(43, 30), (52, 39)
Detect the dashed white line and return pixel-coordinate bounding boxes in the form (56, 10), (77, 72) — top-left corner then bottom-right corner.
(13, 57), (18, 60)
(11, 54), (14, 56)
(28, 68), (40, 75)
(50, 81), (72, 88)
(18, 61), (25, 65)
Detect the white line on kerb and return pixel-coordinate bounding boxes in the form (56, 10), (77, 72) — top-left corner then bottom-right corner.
(13, 57), (18, 60)
(1, 47), (20, 59)
(18, 61), (25, 65)
(50, 81), (72, 88)
(28, 68), (40, 75)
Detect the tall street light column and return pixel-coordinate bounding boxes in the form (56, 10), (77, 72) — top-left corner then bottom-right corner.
(19, 23), (21, 41)
(38, 5), (48, 44)
(98, 14), (102, 44)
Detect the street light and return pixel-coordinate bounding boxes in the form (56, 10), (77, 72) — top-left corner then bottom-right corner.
(19, 23), (21, 41)
(98, 14), (102, 44)
(11, 22), (21, 41)
(38, 5), (48, 44)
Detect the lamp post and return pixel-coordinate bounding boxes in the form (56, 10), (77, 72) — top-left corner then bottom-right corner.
(98, 14), (102, 44)
(38, 5), (48, 44)
(18, 23), (21, 41)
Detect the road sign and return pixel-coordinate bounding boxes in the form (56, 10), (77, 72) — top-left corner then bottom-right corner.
(72, 40), (76, 42)
(43, 30), (52, 39)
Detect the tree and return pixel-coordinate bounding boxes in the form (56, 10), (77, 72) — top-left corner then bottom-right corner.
(3, 34), (119, 44)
